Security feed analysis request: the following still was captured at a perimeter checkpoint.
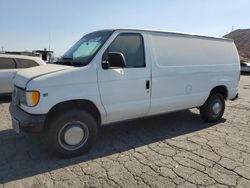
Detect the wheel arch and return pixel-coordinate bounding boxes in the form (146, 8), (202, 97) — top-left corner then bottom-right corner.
(45, 99), (102, 129)
(209, 85), (228, 99)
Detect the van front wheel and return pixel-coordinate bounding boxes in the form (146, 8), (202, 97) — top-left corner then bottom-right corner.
(47, 109), (98, 157)
(200, 93), (225, 123)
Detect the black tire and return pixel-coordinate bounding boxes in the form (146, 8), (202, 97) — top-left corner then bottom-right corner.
(200, 93), (225, 123)
(47, 109), (98, 158)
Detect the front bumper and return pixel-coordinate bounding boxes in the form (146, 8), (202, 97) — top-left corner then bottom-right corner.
(9, 103), (46, 133)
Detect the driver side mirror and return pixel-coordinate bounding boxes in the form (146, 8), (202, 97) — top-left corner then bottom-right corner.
(102, 52), (126, 69)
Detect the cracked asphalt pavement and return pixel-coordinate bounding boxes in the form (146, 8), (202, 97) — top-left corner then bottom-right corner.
(0, 75), (250, 188)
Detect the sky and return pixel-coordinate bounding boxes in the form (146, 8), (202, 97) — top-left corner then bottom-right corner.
(0, 0), (249, 56)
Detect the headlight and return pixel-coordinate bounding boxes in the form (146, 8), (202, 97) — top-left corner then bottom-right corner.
(20, 90), (40, 107)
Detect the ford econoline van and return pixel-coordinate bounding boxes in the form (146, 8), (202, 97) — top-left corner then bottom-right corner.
(10, 29), (240, 157)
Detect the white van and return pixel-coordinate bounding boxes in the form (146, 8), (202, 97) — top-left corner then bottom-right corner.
(10, 29), (240, 157)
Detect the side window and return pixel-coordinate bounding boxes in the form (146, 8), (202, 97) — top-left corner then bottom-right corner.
(16, 59), (39, 68)
(0, 58), (16, 69)
(108, 33), (145, 68)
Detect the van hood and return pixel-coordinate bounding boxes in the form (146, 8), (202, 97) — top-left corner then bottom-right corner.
(14, 64), (72, 88)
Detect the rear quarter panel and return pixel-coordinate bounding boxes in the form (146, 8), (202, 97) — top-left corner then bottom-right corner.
(0, 69), (16, 94)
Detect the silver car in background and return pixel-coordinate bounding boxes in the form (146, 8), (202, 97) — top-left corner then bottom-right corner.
(0, 54), (46, 96)
(241, 62), (250, 73)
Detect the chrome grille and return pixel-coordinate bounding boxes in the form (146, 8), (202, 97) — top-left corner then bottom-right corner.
(12, 87), (20, 105)
(12, 87), (17, 104)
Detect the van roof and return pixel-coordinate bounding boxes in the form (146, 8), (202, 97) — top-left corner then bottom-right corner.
(98, 28), (233, 42)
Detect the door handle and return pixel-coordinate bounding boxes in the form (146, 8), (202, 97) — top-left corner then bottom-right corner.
(146, 80), (150, 90)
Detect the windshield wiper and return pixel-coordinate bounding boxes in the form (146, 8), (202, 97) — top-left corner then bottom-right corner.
(56, 59), (85, 67)
(56, 60), (73, 66)
(62, 57), (73, 61)
(56, 57), (75, 66)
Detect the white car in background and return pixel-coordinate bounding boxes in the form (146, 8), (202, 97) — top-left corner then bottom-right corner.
(0, 54), (46, 96)
(241, 62), (250, 73)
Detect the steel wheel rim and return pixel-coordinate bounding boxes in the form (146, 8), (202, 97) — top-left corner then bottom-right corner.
(212, 100), (222, 117)
(58, 121), (89, 151)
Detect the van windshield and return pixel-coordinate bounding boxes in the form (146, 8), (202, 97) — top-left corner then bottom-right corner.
(57, 30), (113, 67)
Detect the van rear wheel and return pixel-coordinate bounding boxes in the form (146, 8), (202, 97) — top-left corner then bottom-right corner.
(200, 93), (225, 123)
(47, 109), (98, 158)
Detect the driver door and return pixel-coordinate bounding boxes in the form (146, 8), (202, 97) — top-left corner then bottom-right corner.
(97, 32), (151, 124)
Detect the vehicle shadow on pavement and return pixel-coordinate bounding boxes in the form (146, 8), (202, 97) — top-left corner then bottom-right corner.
(0, 110), (224, 184)
(0, 96), (12, 104)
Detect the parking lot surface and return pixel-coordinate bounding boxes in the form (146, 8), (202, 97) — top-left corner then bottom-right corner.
(0, 76), (250, 188)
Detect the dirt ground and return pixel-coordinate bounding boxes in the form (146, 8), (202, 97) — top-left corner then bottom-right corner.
(0, 75), (250, 188)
